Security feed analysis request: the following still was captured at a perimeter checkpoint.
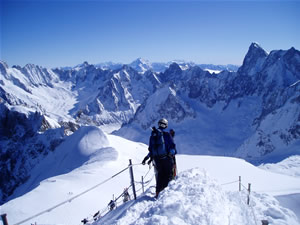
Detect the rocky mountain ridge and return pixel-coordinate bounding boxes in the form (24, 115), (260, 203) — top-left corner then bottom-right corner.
(117, 43), (300, 161)
(0, 43), (299, 204)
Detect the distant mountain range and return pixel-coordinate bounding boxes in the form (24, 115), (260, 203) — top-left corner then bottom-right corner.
(0, 43), (299, 204)
(116, 43), (300, 161)
(60, 58), (239, 73)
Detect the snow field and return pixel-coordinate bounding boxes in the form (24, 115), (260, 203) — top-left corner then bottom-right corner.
(99, 168), (299, 225)
(1, 127), (151, 225)
(176, 155), (300, 196)
(249, 191), (299, 225)
(3, 67), (77, 122)
(1, 128), (300, 225)
(259, 155), (300, 177)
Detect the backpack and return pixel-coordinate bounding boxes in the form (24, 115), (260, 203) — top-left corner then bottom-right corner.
(149, 127), (167, 157)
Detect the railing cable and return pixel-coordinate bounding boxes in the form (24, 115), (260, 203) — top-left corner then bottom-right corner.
(12, 165), (130, 225)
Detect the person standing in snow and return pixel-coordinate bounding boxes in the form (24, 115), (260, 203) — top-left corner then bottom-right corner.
(142, 118), (176, 198)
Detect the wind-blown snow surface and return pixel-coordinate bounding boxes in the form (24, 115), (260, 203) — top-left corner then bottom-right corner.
(259, 155), (300, 177)
(0, 126), (150, 225)
(1, 128), (300, 225)
(100, 168), (298, 225)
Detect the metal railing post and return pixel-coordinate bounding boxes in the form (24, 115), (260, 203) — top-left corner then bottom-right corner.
(247, 183), (251, 205)
(1, 214), (9, 225)
(239, 176), (241, 191)
(142, 176), (144, 193)
(129, 159), (137, 200)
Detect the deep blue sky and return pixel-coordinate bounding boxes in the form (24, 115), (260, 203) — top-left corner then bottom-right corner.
(1, 0), (300, 68)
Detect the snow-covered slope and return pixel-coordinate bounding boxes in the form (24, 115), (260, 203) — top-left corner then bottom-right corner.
(1, 129), (300, 225)
(99, 168), (299, 225)
(0, 61), (76, 122)
(1, 43), (299, 205)
(0, 103), (75, 204)
(234, 46), (300, 162)
(1, 127), (150, 225)
(0, 61), (80, 203)
(117, 43), (300, 163)
(259, 155), (300, 177)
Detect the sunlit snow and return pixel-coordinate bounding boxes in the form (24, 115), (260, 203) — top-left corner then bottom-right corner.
(1, 128), (299, 225)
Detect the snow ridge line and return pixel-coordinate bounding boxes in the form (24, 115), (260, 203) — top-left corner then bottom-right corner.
(12, 165), (134, 225)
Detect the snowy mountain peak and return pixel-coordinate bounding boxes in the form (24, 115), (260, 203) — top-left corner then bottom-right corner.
(132, 57), (150, 65)
(82, 61), (89, 67)
(257, 47), (300, 87)
(158, 62), (187, 83)
(163, 62), (182, 78)
(248, 42), (268, 58)
(238, 42), (269, 75)
(24, 63), (39, 70)
(250, 42), (264, 50)
(129, 58), (152, 73)
(283, 47), (300, 78)
(73, 61), (91, 71)
(1, 43), (300, 207)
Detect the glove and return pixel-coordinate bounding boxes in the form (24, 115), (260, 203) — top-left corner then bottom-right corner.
(142, 156), (149, 165)
(147, 157), (153, 165)
(169, 149), (176, 156)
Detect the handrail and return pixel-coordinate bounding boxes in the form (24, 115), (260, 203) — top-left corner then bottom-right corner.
(13, 165), (131, 225)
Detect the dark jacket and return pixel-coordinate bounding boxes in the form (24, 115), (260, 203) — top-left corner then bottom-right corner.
(148, 127), (175, 158)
